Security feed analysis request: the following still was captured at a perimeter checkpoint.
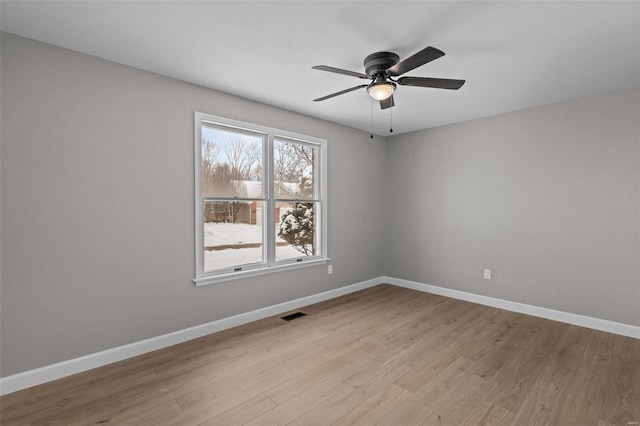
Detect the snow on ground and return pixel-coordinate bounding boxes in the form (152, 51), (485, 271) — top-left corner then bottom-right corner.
(204, 222), (271, 246)
(204, 222), (307, 271)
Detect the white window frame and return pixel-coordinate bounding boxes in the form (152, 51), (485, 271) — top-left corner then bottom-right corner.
(193, 112), (328, 285)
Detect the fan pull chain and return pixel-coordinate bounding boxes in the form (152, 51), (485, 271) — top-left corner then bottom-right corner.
(390, 107), (394, 133)
(370, 99), (374, 139)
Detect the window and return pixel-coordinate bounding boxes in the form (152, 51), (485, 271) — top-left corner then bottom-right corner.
(194, 112), (328, 285)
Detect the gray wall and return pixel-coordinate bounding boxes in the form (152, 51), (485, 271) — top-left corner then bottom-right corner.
(0, 33), (386, 377)
(385, 89), (640, 326)
(2, 32), (638, 378)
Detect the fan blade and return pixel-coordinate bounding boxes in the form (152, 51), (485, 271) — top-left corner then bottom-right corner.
(387, 46), (445, 76)
(312, 65), (369, 79)
(380, 95), (394, 110)
(397, 76), (465, 90)
(313, 85), (368, 102)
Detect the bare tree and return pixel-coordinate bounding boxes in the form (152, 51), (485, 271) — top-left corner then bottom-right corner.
(275, 143), (303, 183)
(274, 142), (315, 198)
(224, 138), (261, 181)
(202, 139), (220, 197)
(291, 144), (315, 198)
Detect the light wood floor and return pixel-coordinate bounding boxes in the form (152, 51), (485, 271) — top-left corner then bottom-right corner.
(1, 284), (639, 425)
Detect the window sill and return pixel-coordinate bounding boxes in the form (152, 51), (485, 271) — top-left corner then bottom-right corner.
(193, 258), (330, 286)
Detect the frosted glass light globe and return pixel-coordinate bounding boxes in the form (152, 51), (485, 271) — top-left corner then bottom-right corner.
(367, 83), (395, 100)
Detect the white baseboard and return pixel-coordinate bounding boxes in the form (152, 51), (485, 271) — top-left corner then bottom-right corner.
(383, 276), (640, 340)
(0, 276), (384, 396)
(3, 275), (637, 396)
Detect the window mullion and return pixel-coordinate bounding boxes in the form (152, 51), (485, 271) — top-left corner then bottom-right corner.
(265, 133), (276, 265)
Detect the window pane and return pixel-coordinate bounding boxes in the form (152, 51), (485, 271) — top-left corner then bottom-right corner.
(202, 126), (263, 198)
(204, 201), (264, 271)
(274, 139), (317, 200)
(275, 201), (318, 261)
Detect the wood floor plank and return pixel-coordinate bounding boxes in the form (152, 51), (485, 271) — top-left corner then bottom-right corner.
(82, 399), (184, 426)
(454, 317), (568, 425)
(162, 370), (289, 425)
(1, 284), (638, 426)
(287, 362), (412, 425)
(510, 325), (595, 425)
(264, 354), (359, 405)
(199, 393), (277, 425)
(274, 350), (325, 379)
(1, 368), (160, 424)
(331, 384), (413, 426)
(376, 356), (484, 425)
(247, 380), (354, 425)
(552, 359), (609, 426)
(28, 371), (206, 425)
(599, 353), (640, 425)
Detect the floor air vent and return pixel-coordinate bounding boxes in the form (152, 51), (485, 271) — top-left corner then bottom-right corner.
(281, 312), (306, 321)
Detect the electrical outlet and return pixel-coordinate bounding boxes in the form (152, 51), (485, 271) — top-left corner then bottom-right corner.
(328, 264), (333, 274)
(484, 269), (491, 280)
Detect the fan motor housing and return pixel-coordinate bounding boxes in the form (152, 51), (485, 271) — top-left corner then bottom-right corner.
(364, 52), (399, 78)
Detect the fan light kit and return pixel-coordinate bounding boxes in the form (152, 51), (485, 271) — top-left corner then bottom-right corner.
(367, 81), (395, 101)
(312, 46), (465, 110)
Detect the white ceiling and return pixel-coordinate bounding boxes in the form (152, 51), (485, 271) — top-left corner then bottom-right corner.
(1, 1), (639, 135)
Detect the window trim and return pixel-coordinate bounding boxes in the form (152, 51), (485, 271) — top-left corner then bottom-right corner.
(193, 112), (328, 286)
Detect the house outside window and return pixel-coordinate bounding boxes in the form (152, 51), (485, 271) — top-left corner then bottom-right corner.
(194, 112), (328, 285)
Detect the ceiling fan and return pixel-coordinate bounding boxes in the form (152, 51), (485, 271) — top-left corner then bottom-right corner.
(312, 46), (465, 109)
